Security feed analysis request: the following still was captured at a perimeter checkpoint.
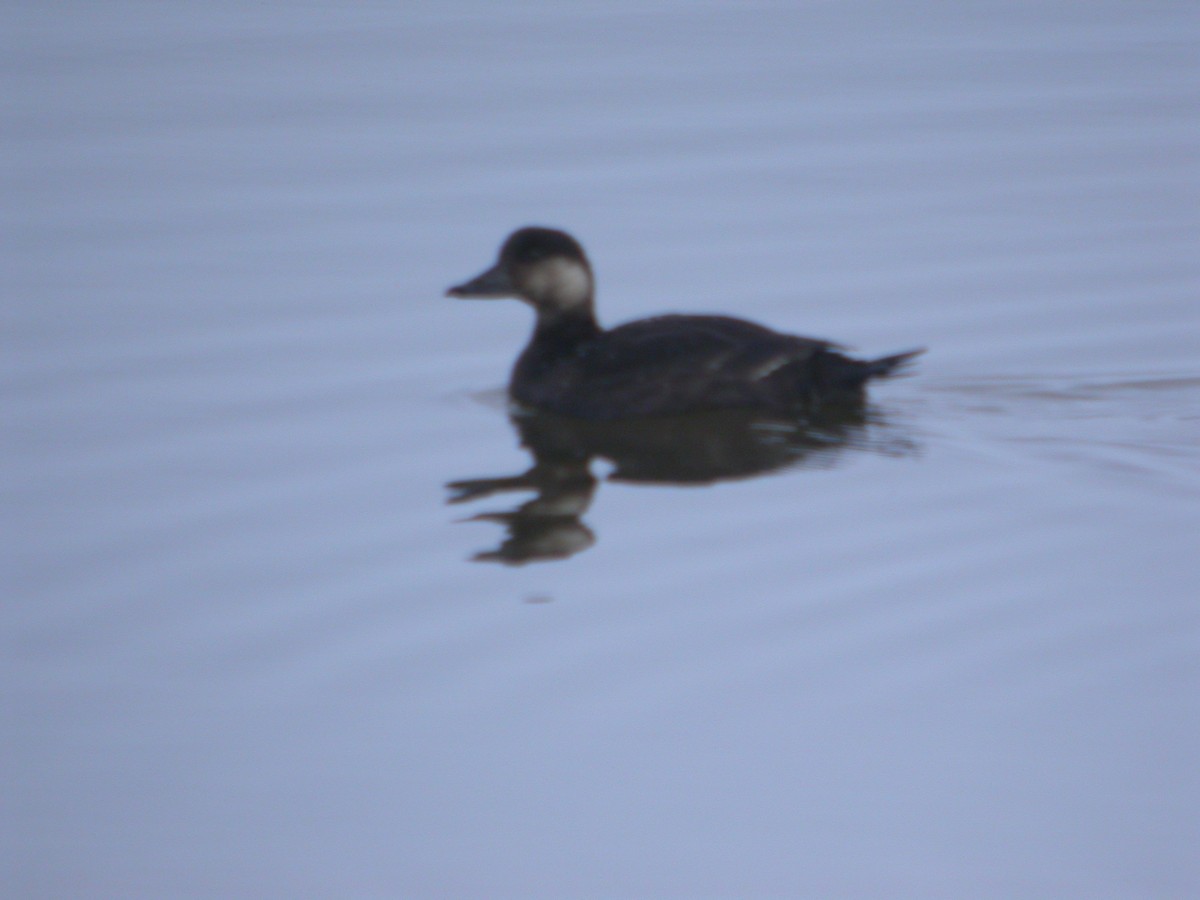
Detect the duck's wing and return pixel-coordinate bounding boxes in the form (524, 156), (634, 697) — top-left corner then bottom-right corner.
(570, 315), (838, 415)
(584, 315), (836, 377)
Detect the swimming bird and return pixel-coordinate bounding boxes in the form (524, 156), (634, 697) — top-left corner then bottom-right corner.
(446, 227), (922, 420)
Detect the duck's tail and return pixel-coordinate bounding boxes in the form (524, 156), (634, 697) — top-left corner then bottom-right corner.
(865, 348), (926, 380)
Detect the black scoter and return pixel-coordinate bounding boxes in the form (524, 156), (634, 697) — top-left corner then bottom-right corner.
(446, 227), (923, 420)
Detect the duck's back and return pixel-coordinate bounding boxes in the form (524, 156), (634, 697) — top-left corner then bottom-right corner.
(511, 314), (890, 419)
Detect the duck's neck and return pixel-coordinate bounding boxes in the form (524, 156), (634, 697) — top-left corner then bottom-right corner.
(511, 309), (602, 403)
(531, 308), (601, 349)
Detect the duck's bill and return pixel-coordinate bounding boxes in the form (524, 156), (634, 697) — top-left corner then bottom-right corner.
(446, 263), (514, 298)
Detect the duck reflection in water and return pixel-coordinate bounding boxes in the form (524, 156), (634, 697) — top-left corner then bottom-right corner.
(448, 404), (915, 565)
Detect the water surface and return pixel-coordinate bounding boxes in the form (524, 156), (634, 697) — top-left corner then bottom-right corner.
(5, 3), (1199, 897)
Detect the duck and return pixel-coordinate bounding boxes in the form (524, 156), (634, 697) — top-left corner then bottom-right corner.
(446, 227), (923, 420)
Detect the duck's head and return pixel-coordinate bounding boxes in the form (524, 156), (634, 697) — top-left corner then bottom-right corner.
(446, 227), (595, 315)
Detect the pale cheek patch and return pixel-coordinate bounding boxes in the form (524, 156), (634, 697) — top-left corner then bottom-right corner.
(527, 259), (592, 309)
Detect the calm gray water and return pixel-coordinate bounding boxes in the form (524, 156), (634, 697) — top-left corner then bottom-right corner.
(5, 3), (1199, 897)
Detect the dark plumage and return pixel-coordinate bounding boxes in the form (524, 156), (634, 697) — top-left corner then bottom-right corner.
(446, 227), (923, 420)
